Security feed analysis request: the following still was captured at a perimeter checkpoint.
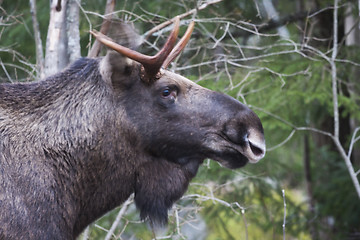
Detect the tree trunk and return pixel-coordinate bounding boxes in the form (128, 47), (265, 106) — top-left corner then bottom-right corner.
(345, 3), (360, 166)
(44, 0), (68, 77)
(29, 0), (45, 79)
(261, 0), (290, 39)
(345, 4), (360, 46)
(66, 0), (81, 63)
(44, 0), (81, 77)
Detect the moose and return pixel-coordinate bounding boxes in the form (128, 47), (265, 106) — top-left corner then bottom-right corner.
(0, 17), (265, 239)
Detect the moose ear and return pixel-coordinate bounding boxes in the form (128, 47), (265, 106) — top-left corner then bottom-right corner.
(99, 50), (140, 90)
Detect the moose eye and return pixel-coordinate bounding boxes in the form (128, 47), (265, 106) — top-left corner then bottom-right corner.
(159, 85), (178, 103)
(161, 86), (177, 99)
(162, 88), (171, 97)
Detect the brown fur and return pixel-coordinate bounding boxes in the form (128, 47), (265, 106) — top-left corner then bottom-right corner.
(0, 52), (264, 239)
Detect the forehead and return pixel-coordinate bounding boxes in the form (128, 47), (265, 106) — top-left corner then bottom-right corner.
(158, 69), (198, 89)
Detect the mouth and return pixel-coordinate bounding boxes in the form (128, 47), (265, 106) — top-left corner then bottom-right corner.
(209, 150), (249, 169)
(204, 129), (266, 169)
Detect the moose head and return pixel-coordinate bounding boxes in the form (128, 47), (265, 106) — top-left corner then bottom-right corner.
(91, 17), (266, 225)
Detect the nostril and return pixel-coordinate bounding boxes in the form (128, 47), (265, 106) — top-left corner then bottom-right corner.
(249, 141), (264, 156)
(247, 128), (266, 161)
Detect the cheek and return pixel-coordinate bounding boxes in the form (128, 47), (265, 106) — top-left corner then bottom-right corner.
(156, 95), (176, 109)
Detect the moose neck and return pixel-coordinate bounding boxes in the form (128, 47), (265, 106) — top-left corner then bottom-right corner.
(38, 60), (140, 236)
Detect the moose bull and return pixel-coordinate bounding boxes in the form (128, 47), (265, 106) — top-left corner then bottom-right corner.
(0, 18), (265, 239)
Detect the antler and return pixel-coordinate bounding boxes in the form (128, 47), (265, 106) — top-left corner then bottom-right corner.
(162, 21), (195, 69)
(91, 17), (181, 80)
(91, 17), (195, 82)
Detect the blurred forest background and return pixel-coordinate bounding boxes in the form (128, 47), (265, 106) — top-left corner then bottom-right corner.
(1, 0), (360, 239)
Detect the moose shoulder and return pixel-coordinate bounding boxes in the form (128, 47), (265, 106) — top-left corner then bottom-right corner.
(0, 18), (265, 239)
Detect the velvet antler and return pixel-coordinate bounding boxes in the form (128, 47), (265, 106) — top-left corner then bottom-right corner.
(162, 21), (195, 69)
(90, 17), (194, 81)
(91, 17), (180, 80)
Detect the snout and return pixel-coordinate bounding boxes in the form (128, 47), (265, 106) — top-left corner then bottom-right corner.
(222, 109), (266, 164)
(197, 90), (266, 168)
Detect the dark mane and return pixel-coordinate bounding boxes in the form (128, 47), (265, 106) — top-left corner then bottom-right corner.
(0, 58), (101, 112)
(65, 57), (100, 79)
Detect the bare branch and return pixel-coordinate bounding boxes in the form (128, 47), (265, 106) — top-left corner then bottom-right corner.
(88, 0), (116, 58)
(267, 130), (296, 151)
(104, 196), (133, 240)
(282, 189), (286, 240)
(182, 194), (245, 216)
(333, 137), (360, 199)
(329, 0), (360, 199)
(0, 7), (23, 28)
(348, 127), (360, 158)
(94, 224), (110, 234)
(143, 0), (223, 38)
(0, 59), (13, 83)
(250, 105), (297, 129)
(228, 6), (330, 39)
(174, 207), (186, 239)
(81, 226), (90, 240)
(236, 206), (249, 240)
(331, 0), (339, 139)
(2, 62), (36, 80)
(250, 106), (335, 151)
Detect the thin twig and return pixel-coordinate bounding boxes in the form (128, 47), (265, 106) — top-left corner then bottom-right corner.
(182, 194), (245, 215)
(267, 130), (296, 151)
(250, 105), (297, 129)
(212, 22), (229, 49)
(282, 189), (286, 240)
(143, 0), (223, 38)
(228, 28), (246, 59)
(174, 207), (186, 239)
(82, 226), (90, 240)
(253, 0), (262, 19)
(331, 0), (339, 139)
(104, 197), (133, 240)
(347, 127), (360, 158)
(241, 208), (248, 240)
(2, 62), (36, 80)
(115, 220), (130, 239)
(94, 224), (110, 233)
(88, 0), (116, 58)
(0, 60), (13, 83)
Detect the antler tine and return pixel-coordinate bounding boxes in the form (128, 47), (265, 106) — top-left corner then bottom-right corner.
(90, 17), (180, 80)
(162, 21), (195, 69)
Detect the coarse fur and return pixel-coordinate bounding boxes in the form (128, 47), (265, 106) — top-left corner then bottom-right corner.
(0, 52), (265, 239)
